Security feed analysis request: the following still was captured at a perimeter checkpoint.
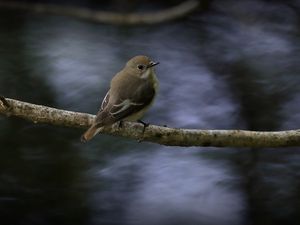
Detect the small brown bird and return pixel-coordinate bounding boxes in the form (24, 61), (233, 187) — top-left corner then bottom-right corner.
(81, 55), (159, 142)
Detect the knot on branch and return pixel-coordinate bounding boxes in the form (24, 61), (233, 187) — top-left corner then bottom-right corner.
(0, 96), (12, 116)
(0, 96), (10, 108)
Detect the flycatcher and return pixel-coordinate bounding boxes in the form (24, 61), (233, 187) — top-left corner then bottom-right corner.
(81, 55), (159, 142)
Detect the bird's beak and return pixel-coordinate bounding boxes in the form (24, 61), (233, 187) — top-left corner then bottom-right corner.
(147, 61), (159, 68)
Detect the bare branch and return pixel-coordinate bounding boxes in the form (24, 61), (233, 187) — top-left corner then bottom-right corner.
(0, 97), (299, 147)
(0, 1), (200, 25)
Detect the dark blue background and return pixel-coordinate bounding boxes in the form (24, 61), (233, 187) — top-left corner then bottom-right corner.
(0, 1), (300, 224)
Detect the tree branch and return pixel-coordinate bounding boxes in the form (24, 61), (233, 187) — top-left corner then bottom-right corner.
(0, 0), (200, 25)
(0, 97), (299, 147)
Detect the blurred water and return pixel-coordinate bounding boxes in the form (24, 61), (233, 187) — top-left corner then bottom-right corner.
(0, 0), (300, 225)
(89, 150), (244, 225)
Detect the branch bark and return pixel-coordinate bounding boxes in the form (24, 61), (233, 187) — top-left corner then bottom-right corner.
(0, 97), (299, 147)
(0, 1), (200, 25)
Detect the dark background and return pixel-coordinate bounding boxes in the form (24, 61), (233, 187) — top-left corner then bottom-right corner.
(0, 0), (300, 225)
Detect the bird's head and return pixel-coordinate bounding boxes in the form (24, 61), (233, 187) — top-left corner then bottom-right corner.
(126, 55), (159, 78)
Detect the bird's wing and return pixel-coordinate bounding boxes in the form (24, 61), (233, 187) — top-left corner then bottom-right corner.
(100, 90), (110, 111)
(95, 81), (155, 125)
(108, 81), (155, 121)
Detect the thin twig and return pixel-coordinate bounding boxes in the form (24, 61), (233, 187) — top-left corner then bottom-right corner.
(0, 1), (200, 25)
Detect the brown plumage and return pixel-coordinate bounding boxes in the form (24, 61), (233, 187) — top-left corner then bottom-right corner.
(81, 55), (159, 142)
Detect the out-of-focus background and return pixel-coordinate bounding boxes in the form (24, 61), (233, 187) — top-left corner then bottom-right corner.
(0, 0), (299, 224)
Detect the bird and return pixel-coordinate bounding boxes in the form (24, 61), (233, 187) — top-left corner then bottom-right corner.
(81, 55), (159, 142)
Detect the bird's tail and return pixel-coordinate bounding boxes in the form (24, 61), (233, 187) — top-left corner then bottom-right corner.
(81, 124), (101, 142)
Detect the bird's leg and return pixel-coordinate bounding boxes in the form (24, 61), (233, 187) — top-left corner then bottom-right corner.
(118, 120), (123, 128)
(137, 119), (149, 133)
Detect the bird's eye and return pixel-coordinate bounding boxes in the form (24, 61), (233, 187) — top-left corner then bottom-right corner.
(137, 65), (144, 70)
